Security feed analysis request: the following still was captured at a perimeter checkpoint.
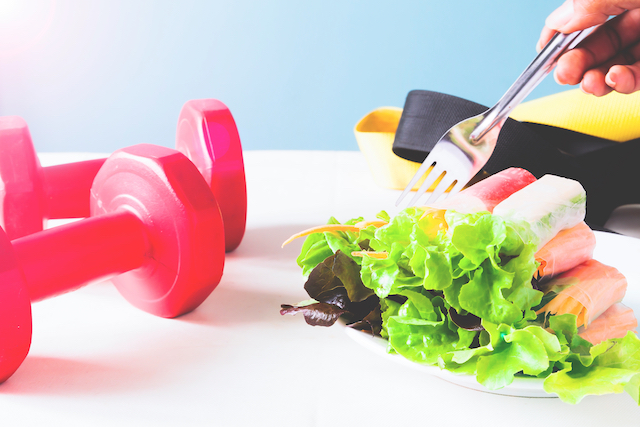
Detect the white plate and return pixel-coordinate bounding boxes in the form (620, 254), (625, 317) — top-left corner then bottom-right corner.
(344, 231), (640, 398)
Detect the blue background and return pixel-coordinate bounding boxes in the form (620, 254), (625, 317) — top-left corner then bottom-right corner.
(0, 0), (568, 153)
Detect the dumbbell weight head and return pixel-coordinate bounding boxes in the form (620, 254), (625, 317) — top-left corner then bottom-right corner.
(0, 144), (225, 383)
(0, 227), (32, 383)
(0, 117), (46, 238)
(89, 144), (226, 317)
(176, 99), (247, 252)
(0, 116), (107, 238)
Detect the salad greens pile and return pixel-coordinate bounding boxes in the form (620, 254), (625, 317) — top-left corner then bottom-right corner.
(281, 208), (640, 404)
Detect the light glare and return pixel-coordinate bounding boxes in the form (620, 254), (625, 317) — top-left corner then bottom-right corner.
(0, 0), (55, 57)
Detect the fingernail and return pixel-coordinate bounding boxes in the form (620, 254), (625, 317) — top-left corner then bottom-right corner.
(605, 70), (617, 88)
(545, 1), (573, 31)
(553, 69), (564, 85)
(579, 82), (591, 95)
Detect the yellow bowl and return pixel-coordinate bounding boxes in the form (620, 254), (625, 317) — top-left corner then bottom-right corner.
(354, 106), (424, 190)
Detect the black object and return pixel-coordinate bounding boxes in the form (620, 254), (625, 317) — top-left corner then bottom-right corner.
(393, 90), (640, 226)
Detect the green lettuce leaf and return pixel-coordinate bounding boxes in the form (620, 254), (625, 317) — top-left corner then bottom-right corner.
(475, 322), (560, 390)
(384, 288), (477, 366)
(296, 216), (373, 276)
(360, 208), (449, 297)
(544, 332), (640, 404)
(446, 212), (541, 325)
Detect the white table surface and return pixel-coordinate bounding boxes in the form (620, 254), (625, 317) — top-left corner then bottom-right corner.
(2, 150), (639, 426)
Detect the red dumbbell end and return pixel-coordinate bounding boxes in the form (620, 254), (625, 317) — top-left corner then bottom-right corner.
(0, 227), (32, 383)
(91, 144), (226, 318)
(0, 116), (106, 239)
(176, 99), (247, 252)
(0, 117), (45, 239)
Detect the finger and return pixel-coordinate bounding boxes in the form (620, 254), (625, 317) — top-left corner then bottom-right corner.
(554, 10), (640, 85)
(576, 10), (640, 66)
(537, 26), (559, 52)
(581, 68), (615, 96)
(554, 48), (596, 85)
(606, 62), (640, 93)
(581, 39), (640, 95)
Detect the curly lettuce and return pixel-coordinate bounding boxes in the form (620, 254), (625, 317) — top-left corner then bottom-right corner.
(282, 208), (640, 405)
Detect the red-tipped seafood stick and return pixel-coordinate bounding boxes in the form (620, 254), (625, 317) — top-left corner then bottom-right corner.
(423, 167), (536, 214)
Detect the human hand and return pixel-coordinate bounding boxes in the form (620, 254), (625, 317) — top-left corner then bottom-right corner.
(537, 0), (640, 96)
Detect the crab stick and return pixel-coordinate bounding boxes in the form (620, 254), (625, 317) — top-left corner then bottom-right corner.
(422, 167), (536, 214)
(537, 259), (627, 328)
(578, 303), (638, 345)
(417, 168), (537, 238)
(535, 222), (596, 278)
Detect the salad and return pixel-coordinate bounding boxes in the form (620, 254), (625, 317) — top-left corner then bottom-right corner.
(280, 168), (640, 404)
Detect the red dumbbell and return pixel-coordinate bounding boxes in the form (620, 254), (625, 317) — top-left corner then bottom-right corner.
(0, 144), (225, 383)
(0, 99), (246, 252)
(175, 99), (246, 252)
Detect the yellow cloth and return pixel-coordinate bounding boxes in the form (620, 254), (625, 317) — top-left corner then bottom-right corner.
(355, 89), (640, 190)
(510, 89), (640, 142)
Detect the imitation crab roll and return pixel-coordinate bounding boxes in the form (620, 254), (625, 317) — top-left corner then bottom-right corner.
(578, 303), (638, 345)
(283, 168), (537, 247)
(536, 259), (628, 329)
(423, 167), (536, 214)
(535, 222), (596, 279)
(493, 175), (586, 250)
(416, 167), (537, 237)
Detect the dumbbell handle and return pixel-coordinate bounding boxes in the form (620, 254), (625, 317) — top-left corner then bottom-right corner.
(41, 158), (105, 219)
(13, 210), (145, 302)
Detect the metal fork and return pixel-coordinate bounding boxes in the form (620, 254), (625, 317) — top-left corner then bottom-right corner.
(396, 30), (588, 207)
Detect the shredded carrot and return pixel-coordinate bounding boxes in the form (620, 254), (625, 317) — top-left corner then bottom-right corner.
(533, 260), (547, 279)
(535, 259), (627, 328)
(351, 251), (389, 259)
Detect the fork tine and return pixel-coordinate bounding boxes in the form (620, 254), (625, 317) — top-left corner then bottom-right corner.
(445, 179), (467, 200)
(424, 174), (457, 205)
(395, 159), (435, 206)
(407, 164), (445, 206)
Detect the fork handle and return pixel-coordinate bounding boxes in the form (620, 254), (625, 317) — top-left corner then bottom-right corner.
(471, 30), (587, 142)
